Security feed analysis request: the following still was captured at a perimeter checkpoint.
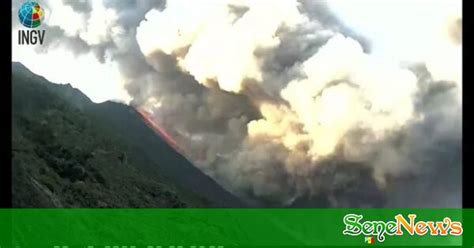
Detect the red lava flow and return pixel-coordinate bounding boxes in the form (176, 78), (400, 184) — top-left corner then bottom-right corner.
(136, 108), (185, 156)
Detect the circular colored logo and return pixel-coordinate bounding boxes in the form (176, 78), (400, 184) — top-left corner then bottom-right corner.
(18, 1), (45, 28)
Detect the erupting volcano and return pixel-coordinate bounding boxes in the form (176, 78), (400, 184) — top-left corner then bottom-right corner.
(136, 108), (184, 156)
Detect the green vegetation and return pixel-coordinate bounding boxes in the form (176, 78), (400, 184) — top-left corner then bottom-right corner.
(12, 63), (209, 207)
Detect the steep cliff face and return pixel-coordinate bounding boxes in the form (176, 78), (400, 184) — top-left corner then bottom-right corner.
(12, 62), (244, 208)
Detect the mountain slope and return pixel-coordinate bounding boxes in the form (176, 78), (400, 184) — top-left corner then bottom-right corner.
(12, 62), (244, 207)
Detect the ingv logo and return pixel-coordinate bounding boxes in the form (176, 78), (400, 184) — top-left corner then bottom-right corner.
(17, 1), (47, 45)
(342, 214), (463, 243)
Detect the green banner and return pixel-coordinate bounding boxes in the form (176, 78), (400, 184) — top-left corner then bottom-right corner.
(0, 209), (471, 247)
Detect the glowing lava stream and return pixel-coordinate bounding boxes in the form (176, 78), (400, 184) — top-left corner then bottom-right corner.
(136, 108), (185, 156)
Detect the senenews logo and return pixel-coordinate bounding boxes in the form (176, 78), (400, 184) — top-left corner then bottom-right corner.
(343, 214), (463, 243)
(17, 1), (46, 45)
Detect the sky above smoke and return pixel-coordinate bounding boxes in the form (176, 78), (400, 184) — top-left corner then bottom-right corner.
(12, 0), (462, 207)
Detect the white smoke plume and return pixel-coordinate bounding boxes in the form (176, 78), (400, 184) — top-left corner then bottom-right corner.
(135, 0), (462, 206)
(13, 0), (462, 207)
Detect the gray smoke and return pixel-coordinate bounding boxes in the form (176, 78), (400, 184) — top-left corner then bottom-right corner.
(62, 0), (92, 14)
(13, 0), (462, 207)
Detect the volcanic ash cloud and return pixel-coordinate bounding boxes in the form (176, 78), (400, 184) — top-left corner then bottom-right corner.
(133, 0), (462, 206)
